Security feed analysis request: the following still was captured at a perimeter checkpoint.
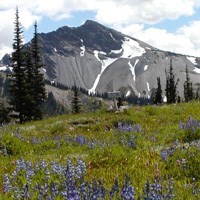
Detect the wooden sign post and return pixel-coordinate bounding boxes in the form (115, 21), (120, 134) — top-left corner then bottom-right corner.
(108, 91), (121, 110)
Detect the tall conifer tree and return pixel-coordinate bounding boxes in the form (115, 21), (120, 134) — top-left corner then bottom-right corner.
(184, 65), (193, 102)
(165, 59), (179, 104)
(9, 7), (28, 123)
(154, 77), (162, 104)
(24, 49), (35, 120)
(71, 83), (82, 113)
(31, 21), (46, 120)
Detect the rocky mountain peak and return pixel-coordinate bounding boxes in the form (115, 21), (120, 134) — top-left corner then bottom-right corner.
(82, 20), (104, 27)
(1, 20), (200, 100)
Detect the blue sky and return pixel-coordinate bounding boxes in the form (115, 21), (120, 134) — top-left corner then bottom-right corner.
(0, 0), (200, 58)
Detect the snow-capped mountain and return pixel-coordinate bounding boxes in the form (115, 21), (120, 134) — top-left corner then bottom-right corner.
(1, 20), (200, 98)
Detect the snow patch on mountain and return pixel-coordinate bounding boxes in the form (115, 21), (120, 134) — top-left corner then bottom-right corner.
(187, 56), (197, 65)
(0, 66), (7, 71)
(126, 90), (131, 97)
(144, 65), (148, 71)
(128, 60), (139, 81)
(110, 49), (123, 54)
(110, 33), (116, 40)
(122, 37), (145, 59)
(89, 50), (118, 94)
(94, 50), (101, 62)
(193, 67), (200, 73)
(147, 82), (150, 92)
(80, 39), (85, 57)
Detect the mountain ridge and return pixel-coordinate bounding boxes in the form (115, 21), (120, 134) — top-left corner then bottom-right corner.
(1, 20), (200, 100)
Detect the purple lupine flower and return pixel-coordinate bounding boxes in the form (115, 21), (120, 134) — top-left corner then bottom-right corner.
(161, 150), (168, 161)
(2, 174), (12, 193)
(75, 159), (86, 179)
(173, 139), (179, 148)
(164, 177), (175, 199)
(118, 122), (141, 133)
(66, 134), (69, 143)
(180, 116), (200, 132)
(121, 185), (135, 200)
(38, 160), (48, 171)
(118, 122), (123, 132)
(121, 175), (135, 200)
(127, 134), (136, 149)
(51, 161), (63, 175)
(25, 161), (35, 184)
(74, 135), (88, 145)
(66, 179), (80, 200)
(31, 137), (41, 144)
(79, 182), (88, 200)
(21, 183), (30, 199)
(64, 159), (75, 180)
(51, 182), (59, 197)
(90, 180), (99, 200)
(3, 146), (7, 156)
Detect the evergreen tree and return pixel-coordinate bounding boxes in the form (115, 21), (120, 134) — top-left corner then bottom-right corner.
(184, 65), (193, 102)
(117, 97), (123, 108)
(71, 83), (82, 113)
(24, 49), (36, 120)
(154, 77), (162, 104)
(0, 97), (10, 124)
(165, 59), (179, 104)
(9, 7), (28, 123)
(31, 21), (46, 120)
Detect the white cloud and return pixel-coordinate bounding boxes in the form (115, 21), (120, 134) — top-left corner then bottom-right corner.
(0, 0), (200, 58)
(119, 21), (200, 57)
(178, 21), (200, 46)
(93, 0), (196, 25)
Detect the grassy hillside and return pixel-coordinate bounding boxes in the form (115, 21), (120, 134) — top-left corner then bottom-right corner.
(0, 102), (200, 199)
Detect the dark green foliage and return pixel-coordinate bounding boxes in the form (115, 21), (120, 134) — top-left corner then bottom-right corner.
(71, 83), (82, 113)
(184, 65), (193, 102)
(154, 77), (162, 104)
(0, 98), (10, 124)
(23, 49), (36, 121)
(165, 59), (179, 104)
(117, 97), (123, 108)
(30, 21), (46, 120)
(9, 11), (46, 122)
(9, 7), (28, 123)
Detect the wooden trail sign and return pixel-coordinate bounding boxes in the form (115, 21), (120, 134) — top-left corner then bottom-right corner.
(108, 91), (121, 99)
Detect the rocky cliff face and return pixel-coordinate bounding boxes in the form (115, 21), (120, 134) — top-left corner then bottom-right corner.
(1, 20), (200, 99)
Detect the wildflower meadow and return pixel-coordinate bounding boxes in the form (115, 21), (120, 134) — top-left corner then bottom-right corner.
(0, 102), (200, 199)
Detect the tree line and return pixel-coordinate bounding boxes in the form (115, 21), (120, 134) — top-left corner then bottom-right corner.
(153, 59), (195, 104)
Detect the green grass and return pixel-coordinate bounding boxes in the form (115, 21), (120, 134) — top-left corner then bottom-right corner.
(0, 102), (200, 199)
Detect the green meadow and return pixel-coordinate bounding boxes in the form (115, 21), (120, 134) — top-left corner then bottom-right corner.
(0, 102), (199, 199)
